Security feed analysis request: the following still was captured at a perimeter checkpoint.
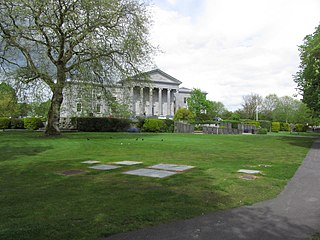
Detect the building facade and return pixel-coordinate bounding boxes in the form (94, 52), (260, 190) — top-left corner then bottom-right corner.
(60, 69), (192, 119)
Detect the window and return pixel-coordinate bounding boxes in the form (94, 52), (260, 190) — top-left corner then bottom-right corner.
(96, 104), (101, 113)
(97, 95), (101, 100)
(76, 103), (81, 112)
(184, 97), (187, 104)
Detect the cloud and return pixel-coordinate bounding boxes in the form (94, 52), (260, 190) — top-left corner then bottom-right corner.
(150, 0), (320, 110)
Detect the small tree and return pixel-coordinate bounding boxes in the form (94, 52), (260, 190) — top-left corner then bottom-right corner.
(187, 88), (209, 122)
(174, 108), (194, 122)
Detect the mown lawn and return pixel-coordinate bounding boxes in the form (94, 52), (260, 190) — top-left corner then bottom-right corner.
(0, 131), (316, 239)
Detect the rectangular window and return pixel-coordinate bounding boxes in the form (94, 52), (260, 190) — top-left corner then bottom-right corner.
(76, 103), (81, 112)
(96, 104), (101, 113)
(184, 97), (187, 104)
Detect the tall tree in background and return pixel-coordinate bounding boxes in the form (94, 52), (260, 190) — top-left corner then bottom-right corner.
(0, 82), (18, 117)
(0, 0), (153, 135)
(294, 24), (320, 115)
(241, 93), (263, 120)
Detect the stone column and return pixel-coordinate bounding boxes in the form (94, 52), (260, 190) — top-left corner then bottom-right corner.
(130, 87), (135, 115)
(140, 87), (144, 115)
(159, 88), (162, 115)
(149, 88), (153, 116)
(167, 89), (171, 116)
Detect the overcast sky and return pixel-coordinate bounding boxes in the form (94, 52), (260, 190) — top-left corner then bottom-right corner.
(149, 0), (320, 110)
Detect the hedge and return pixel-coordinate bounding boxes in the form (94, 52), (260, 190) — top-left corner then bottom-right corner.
(295, 124), (307, 132)
(257, 128), (268, 134)
(258, 120), (271, 131)
(0, 118), (10, 129)
(142, 119), (165, 132)
(271, 122), (280, 132)
(10, 118), (24, 129)
(280, 122), (290, 132)
(24, 117), (44, 130)
(75, 117), (131, 132)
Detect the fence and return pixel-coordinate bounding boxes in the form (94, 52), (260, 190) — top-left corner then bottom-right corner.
(174, 122), (194, 133)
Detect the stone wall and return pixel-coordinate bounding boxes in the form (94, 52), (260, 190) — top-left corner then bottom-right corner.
(174, 122), (194, 133)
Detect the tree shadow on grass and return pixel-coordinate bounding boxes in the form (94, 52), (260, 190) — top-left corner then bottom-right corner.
(0, 145), (52, 161)
(276, 136), (319, 150)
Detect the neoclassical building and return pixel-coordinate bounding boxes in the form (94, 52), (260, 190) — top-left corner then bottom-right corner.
(60, 69), (193, 119)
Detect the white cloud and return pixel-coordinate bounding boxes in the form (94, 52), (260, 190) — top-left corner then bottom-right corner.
(150, 0), (320, 110)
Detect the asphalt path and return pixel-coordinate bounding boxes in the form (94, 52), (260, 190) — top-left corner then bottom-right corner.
(104, 139), (320, 240)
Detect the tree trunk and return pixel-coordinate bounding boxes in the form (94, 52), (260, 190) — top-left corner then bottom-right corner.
(45, 86), (64, 135)
(45, 66), (65, 136)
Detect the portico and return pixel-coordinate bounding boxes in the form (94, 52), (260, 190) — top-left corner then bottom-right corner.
(125, 69), (182, 117)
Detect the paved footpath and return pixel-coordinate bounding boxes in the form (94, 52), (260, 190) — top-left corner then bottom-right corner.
(104, 140), (320, 240)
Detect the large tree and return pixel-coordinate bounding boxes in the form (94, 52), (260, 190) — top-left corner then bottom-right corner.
(0, 0), (153, 135)
(294, 24), (320, 115)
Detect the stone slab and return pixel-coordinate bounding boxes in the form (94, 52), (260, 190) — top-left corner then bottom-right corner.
(237, 169), (261, 174)
(82, 160), (100, 164)
(89, 164), (121, 170)
(123, 169), (178, 178)
(113, 161), (143, 165)
(148, 164), (194, 172)
(239, 175), (257, 180)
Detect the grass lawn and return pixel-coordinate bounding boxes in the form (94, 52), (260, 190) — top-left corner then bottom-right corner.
(0, 131), (316, 239)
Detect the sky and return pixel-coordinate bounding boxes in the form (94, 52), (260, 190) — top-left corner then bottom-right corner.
(149, 0), (320, 110)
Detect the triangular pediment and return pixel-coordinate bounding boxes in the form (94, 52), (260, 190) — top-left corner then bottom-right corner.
(147, 69), (182, 85)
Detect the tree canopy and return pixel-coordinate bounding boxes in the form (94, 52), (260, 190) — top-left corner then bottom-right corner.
(294, 24), (320, 115)
(0, 0), (153, 135)
(0, 82), (18, 117)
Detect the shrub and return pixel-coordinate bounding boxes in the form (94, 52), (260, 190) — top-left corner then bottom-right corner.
(257, 128), (268, 134)
(76, 117), (131, 132)
(295, 124), (307, 132)
(258, 120), (271, 131)
(244, 121), (260, 128)
(280, 122), (290, 131)
(142, 119), (165, 132)
(271, 122), (280, 132)
(10, 118), (24, 129)
(162, 119), (174, 133)
(0, 117), (10, 129)
(173, 108), (194, 123)
(24, 117), (44, 130)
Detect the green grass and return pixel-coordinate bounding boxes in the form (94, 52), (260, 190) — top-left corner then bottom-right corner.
(0, 131), (316, 239)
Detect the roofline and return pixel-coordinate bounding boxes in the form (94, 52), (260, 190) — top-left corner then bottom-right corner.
(146, 69), (182, 85)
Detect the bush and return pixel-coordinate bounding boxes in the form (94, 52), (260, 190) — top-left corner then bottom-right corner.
(173, 108), (194, 123)
(271, 122), (280, 132)
(257, 128), (268, 134)
(244, 121), (260, 128)
(295, 124), (307, 132)
(0, 117), (10, 129)
(23, 117), (44, 130)
(280, 122), (290, 131)
(76, 117), (131, 132)
(258, 120), (271, 131)
(10, 118), (24, 129)
(142, 119), (165, 132)
(162, 119), (174, 133)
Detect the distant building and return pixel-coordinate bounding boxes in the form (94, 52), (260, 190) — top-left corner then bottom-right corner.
(60, 69), (196, 120)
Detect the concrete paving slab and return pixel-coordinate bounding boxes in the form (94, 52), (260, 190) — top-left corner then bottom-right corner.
(113, 161), (143, 165)
(82, 160), (100, 164)
(89, 164), (121, 170)
(238, 169), (261, 174)
(148, 164), (194, 172)
(123, 169), (178, 178)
